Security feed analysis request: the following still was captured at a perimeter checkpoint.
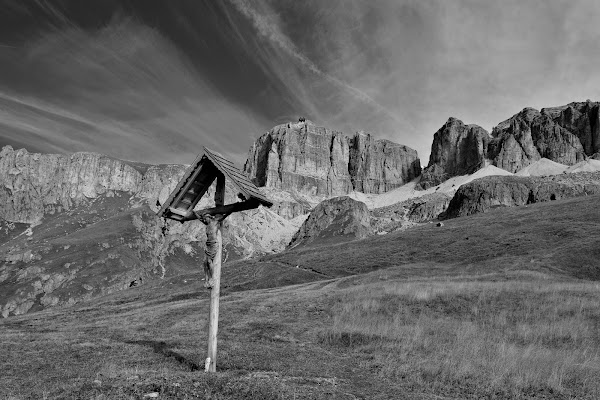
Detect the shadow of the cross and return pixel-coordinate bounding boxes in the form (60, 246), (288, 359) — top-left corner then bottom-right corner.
(125, 340), (201, 371)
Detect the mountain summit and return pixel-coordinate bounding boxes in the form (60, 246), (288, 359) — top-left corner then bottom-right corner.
(419, 101), (600, 188)
(244, 119), (421, 197)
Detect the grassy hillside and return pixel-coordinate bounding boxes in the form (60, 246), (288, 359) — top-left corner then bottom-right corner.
(0, 194), (172, 317)
(1, 195), (600, 399)
(264, 194), (600, 281)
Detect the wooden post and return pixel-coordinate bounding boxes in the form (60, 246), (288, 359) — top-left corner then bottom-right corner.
(205, 173), (225, 372)
(156, 148), (272, 373)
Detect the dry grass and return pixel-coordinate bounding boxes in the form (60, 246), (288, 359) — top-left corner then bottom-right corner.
(3, 269), (599, 399)
(269, 194), (600, 281)
(3, 195), (600, 399)
(321, 277), (600, 398)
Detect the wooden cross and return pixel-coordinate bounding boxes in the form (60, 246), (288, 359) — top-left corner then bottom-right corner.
(157, 147), (272, 372)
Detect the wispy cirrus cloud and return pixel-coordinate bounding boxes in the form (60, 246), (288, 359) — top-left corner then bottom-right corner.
(1, 0), (600, 167)
(228, 0), (404, 126)
(0, 15), (267, 165)
(222, 0), (600, 164)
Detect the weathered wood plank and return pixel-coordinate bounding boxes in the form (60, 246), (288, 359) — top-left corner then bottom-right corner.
(158, 148), (272, 221)
(202, 147), (272, 207)
(205, 172), (226, 373)
(157, 154), (205, 217)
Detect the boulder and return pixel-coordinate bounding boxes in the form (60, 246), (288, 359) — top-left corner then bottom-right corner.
(371, 192), (452, 234)
(289, 196), (372, 248)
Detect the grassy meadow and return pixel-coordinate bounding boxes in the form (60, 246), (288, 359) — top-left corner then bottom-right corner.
(321, 275), (600, 398)
(2, 195), (600, 399)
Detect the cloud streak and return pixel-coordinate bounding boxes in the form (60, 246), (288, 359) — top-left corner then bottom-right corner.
(0, 16), (268, 165)
(228, 0), (405, 125)
(1, 1), (600, 168)
(225, 0), (600, 163)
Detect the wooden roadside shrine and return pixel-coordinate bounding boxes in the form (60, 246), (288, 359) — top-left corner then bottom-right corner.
(157, 147), (272, 372)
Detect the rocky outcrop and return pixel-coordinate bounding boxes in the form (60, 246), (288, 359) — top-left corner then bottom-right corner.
(371, 192), (452, 233)
(419, 102), (600, 188)
(0, 145), (305, 254)
(137, 164), (187, 201)
(289, 196), (372, 248)
(0, 146), (143, 223)
(0, 195), (304, 318)
(0, 145), (308, 222)
(244, 120), (421, 197)
(443, 172), (600, 219)
(543, 101), (600, 156)
(348, 133), (421, 193)
(489, 107), (586, 172)
(418, 118), (491, 189)
(372, 192), (452, 222)
(0, 145), (308, 317)
(258, 187), (318, 219)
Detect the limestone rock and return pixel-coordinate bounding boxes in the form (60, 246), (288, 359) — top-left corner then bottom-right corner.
(421, 102), (598, 188)
(349, 132), (421, 194)
(542, 101), (600, 156)
(258, 187), (319, 219)
(404, 193), (453, 222)
(268, 201), (311, 220)
(289, 196), (372, 247)
(0, 145), (311, 317)
(418, 118), (491, 189)
(243, 121), (351, 196)
(370, 192), (451, 234)
(0, 146), (143, 223)
(138, 164), (187, 204)
(244, 120), (420, 196)
(443, 172), (600, 219)
(490, 107), (587, 172)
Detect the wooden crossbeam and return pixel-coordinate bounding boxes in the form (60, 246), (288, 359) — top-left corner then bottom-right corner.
(171, 200), (260, 222)
(194, 200), (260, 218)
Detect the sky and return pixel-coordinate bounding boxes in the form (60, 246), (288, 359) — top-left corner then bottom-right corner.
(0, 0), (599, 167)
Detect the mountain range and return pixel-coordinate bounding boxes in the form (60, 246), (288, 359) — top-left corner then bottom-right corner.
(2, 100), (600, 317)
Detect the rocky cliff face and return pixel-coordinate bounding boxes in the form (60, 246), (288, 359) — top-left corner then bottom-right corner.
(443, 172), (600, 219)
(0, 145), (304, 317)
(418, 118), (491, 189)
(543, 101), (600, 156)
(289, 196), (372, 248)
(489, 107), (587, 172)
(0, 145), (307, 223)
(244, 120), (421, 197)
(0, 146), (144, 223)
(420, 101), (600, 187)
(349, 133), (421, 193)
